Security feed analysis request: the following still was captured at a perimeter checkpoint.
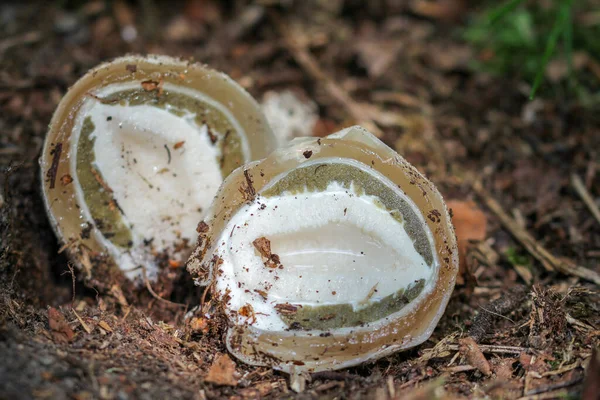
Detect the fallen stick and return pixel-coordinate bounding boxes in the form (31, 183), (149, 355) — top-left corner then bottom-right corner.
(472, 180), (600, 286)
(571, 173), (600, 228)
(270, 12), (383, 137)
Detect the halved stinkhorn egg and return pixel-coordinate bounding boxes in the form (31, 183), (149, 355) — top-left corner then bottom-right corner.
(40, 55), (275, 282)
(188, 126), (458, 373)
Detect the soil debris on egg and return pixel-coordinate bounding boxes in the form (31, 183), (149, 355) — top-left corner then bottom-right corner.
(40, 55), (276, 284)
(188, 126), (459, 373)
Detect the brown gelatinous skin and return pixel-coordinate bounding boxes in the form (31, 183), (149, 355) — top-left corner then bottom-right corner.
(188, 126), (459, 374)
(40, 55), (276, 282)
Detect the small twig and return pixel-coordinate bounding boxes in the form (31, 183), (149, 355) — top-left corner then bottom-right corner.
(571, 173), (600, 228)
(141, 267), (186, 308)
(541, 360), (580, 377)
(468, 285), (527, 342)
(0, 31), (41, 56)
(200, 282), (212, 310)
(270, 12), (383, 137)
(72, 309), (92, 334)
(164, 144), (171, 164)
(65, 262), (77, 305)
(523, 375), (583, 396)
(517, 389), (571, 400)
(472, 180), (600, 286)
(445, 344), (529, 354)
(442, 365), (476, 373)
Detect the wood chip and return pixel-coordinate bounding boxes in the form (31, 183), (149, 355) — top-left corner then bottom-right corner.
(274, 303), (298, 315)
(98, 320), (113, 333)
(141, 79), (159, 91)
(205, 354), (239, 386)
(252, 237), (272, 259)
(72, 309), (92, 334)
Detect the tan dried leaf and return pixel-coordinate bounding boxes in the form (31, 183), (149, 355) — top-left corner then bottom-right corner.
(48, 307), (75, 343)
(205, 354), (239, 386)
(459, 336), (491, 376)
(447, 200), (487, 283)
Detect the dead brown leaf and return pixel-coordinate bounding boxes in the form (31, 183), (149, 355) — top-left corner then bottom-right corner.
(447, 200), (487, 283)
(205, 354), (239, 386)
(459, 336), (491, 376)
(492, 358), (515, 381)
(48, 307), (75, 343)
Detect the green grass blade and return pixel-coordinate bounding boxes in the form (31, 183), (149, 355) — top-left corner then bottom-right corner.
(529, 0), (573, 99)
(488, 0), (526, 25)
(563, 2), (575, 90)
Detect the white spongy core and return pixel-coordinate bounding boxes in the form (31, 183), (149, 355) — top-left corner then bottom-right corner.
(215, 181), (434, 331)
(71, 82), (240, 279)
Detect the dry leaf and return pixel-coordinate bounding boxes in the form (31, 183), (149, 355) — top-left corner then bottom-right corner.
(205, 354), (239, 386)
(48, 307), (75, 343)
(447, 200), (487, 283)
(459, 337), (491, 376)
(492, 358), (515, 381)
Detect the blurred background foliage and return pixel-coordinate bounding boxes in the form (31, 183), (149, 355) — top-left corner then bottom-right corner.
(464, 0), (600, 104)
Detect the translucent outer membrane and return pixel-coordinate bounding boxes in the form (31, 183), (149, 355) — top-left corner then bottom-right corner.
(188, 126), (459, 373)
(40, 55), (276, 282)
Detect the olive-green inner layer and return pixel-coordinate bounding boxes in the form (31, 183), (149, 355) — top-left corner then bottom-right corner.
(261, 162), (434, 265)
(99, 88), (245, 177)
(261, 162), (435, 330)
(281, 279), (425, 330)
(77, 117), (132, 248)
(75, 87), (245, 250)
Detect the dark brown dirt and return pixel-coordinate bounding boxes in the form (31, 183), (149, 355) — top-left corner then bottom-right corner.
(1, 1), (599, 399)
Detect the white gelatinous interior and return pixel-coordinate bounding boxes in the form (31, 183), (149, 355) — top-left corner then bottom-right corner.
(215, 179), (436, 332)
(261, 90), (318, 145)
(71, 82), (245, 279)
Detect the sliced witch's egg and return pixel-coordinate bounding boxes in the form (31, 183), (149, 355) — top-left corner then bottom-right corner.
(188, 126), (458, 374)
(40, 55), (276, 282)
